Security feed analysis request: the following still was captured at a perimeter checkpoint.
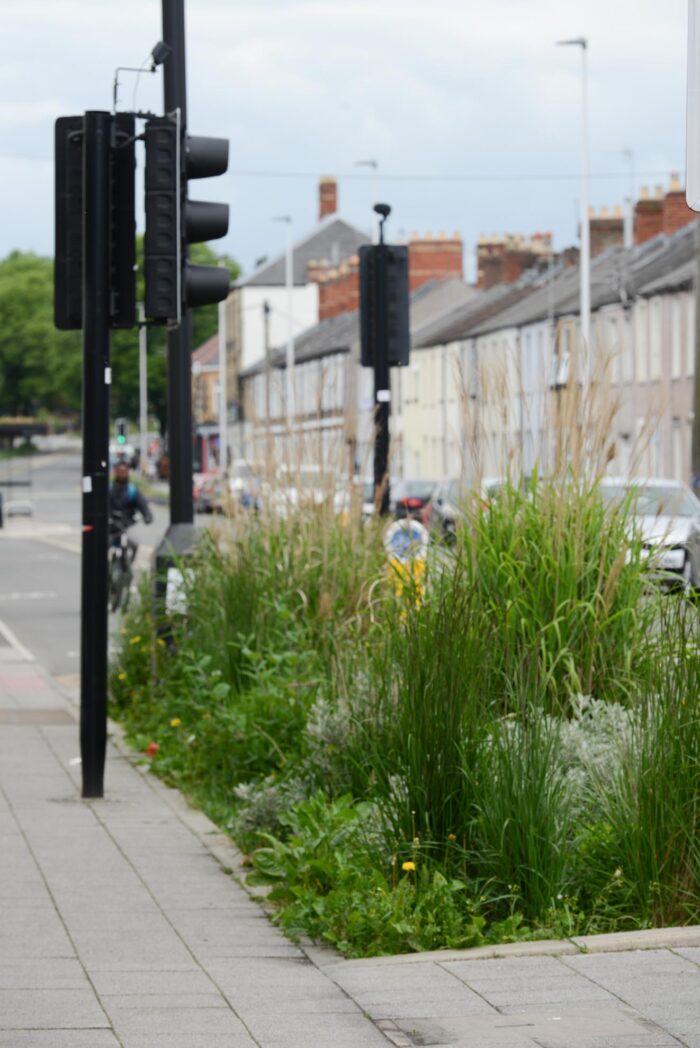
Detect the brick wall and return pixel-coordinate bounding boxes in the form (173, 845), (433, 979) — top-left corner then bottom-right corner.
(634, 187), (664, 245)
(310, 234), (464, 321)
(319, 177), (337, 220)
(662, 174), (695, 235)
(477, 233), (551, 289)
(408, 233), (463, 291)
(590, 206), (624, 257)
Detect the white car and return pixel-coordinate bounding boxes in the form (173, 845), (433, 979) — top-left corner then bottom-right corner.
(600, 477), (700, 589)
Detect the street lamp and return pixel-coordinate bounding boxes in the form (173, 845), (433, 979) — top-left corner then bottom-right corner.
(557, 36), (590, 394)
(273, 215), (295, 428)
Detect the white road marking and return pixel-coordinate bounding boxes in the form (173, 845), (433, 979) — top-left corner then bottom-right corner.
(0, 619), (35, 661)
(0, 591), (58, 601)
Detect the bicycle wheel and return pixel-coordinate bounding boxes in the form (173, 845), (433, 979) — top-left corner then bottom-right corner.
(120, 558), (133, 612)
(108, 553), (122, 613)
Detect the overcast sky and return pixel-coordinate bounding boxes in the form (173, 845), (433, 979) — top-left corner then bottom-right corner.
(1, 0), (690, 280)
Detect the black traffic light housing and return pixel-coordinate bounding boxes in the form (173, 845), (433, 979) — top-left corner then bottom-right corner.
(115, 417), (128, 445)
(54, 114), (136, 331)
(144, 115), (230, 322)
(359, 243), (410, 369)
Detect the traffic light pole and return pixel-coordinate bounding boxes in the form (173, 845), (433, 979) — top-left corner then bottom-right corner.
(80, 110), (112, 798)
(162, 0), (194, 525)
(374, 236), (390, 516)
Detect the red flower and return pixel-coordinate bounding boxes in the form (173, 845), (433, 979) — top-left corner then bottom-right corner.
(145, 741), (159, 757)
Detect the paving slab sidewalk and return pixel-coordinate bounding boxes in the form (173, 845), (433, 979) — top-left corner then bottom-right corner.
(1, 650), (699, 1048)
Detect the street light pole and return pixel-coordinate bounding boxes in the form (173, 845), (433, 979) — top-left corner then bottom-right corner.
(557, 37), (590, 394)
(274, 216), (294, 430)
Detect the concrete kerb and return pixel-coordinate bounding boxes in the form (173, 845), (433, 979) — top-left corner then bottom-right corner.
(52, 672), (700, 972)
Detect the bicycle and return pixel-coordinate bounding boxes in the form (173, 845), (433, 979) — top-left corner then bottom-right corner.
(108, 510), (137, 613)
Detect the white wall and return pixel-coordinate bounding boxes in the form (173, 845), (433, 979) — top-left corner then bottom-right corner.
(240, 284), (319, 371)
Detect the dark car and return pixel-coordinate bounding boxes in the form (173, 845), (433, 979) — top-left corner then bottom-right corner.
(393, 478), (437, 525)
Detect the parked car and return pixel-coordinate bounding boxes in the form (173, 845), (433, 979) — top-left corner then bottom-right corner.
(392, 478), (438, 525)
(600, 477), (700, 589)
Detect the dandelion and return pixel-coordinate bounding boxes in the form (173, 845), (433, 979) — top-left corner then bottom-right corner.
(447, 833), (457, 842)
(170, 717), (181, 728)
(156, 637), (167, 648)
(402, 861), (416, 872)
(117, 672), (127, 681)
(129, 635), (141, 645)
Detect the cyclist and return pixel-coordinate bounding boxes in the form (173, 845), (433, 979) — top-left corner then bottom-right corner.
(109, 461), (153, 563)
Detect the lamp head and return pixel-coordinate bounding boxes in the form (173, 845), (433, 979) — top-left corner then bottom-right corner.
(374, 203), (391, 219)
(151, 40), (172, 67)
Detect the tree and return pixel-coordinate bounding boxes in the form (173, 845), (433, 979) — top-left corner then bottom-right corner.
(0, 251), (81, 416)
(0, 243), (240, 434)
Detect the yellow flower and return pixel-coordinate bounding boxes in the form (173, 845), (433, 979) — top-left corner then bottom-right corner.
(157, 638), (167, 648)
(120, 628), (128, 636)
(170, 717), (181, 728)
(117, 672), (127, 681)
(401, 861), (416, 872)
(447, 833), (457, 842)
(129, 635), (141, 645)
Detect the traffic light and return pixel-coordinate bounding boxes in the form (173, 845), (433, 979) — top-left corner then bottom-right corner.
(359, 244), (410, 368)
(54, 113), (136, 331)
(144, 117), (180, 321)
(110, 114), (136, 329)
(54, 116), (84, 330)
(115, 418), (128, 445)
(144, 116), (230, 322)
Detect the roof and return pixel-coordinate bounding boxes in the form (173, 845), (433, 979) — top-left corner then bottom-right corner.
(416, 223), (698, 347)
(240, 278), (475, 379)
(237, 216), (369, 287)
(638, 258), (695, 297)
(192, 333), (219, 368)
(413, 271), (543, 348)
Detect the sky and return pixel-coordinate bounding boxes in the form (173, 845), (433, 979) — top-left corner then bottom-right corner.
(0, 0), (690, 282)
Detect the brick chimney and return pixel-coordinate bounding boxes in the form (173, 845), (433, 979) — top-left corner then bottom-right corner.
(408, 232), (463, 291)
(308, 232), (464, 322)
(590, 206), (624, 257)
(319, 176), (337, 221)
(634, 186), (664, 245)
(662, 172), (696, 235)
(477, 232), (551, 289)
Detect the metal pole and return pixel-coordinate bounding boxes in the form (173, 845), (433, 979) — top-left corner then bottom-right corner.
(285, 223), (295, 428)
(580, 41), (591, 390)
(374, 222), (390, 515)
(264, 300), (272, 465)
(80, 110), (112, 799)
(138, 303), (148, 475)
(218, 299), (228, 475)
(162, 0), (193, 524)
(692, 218), (700, 493)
